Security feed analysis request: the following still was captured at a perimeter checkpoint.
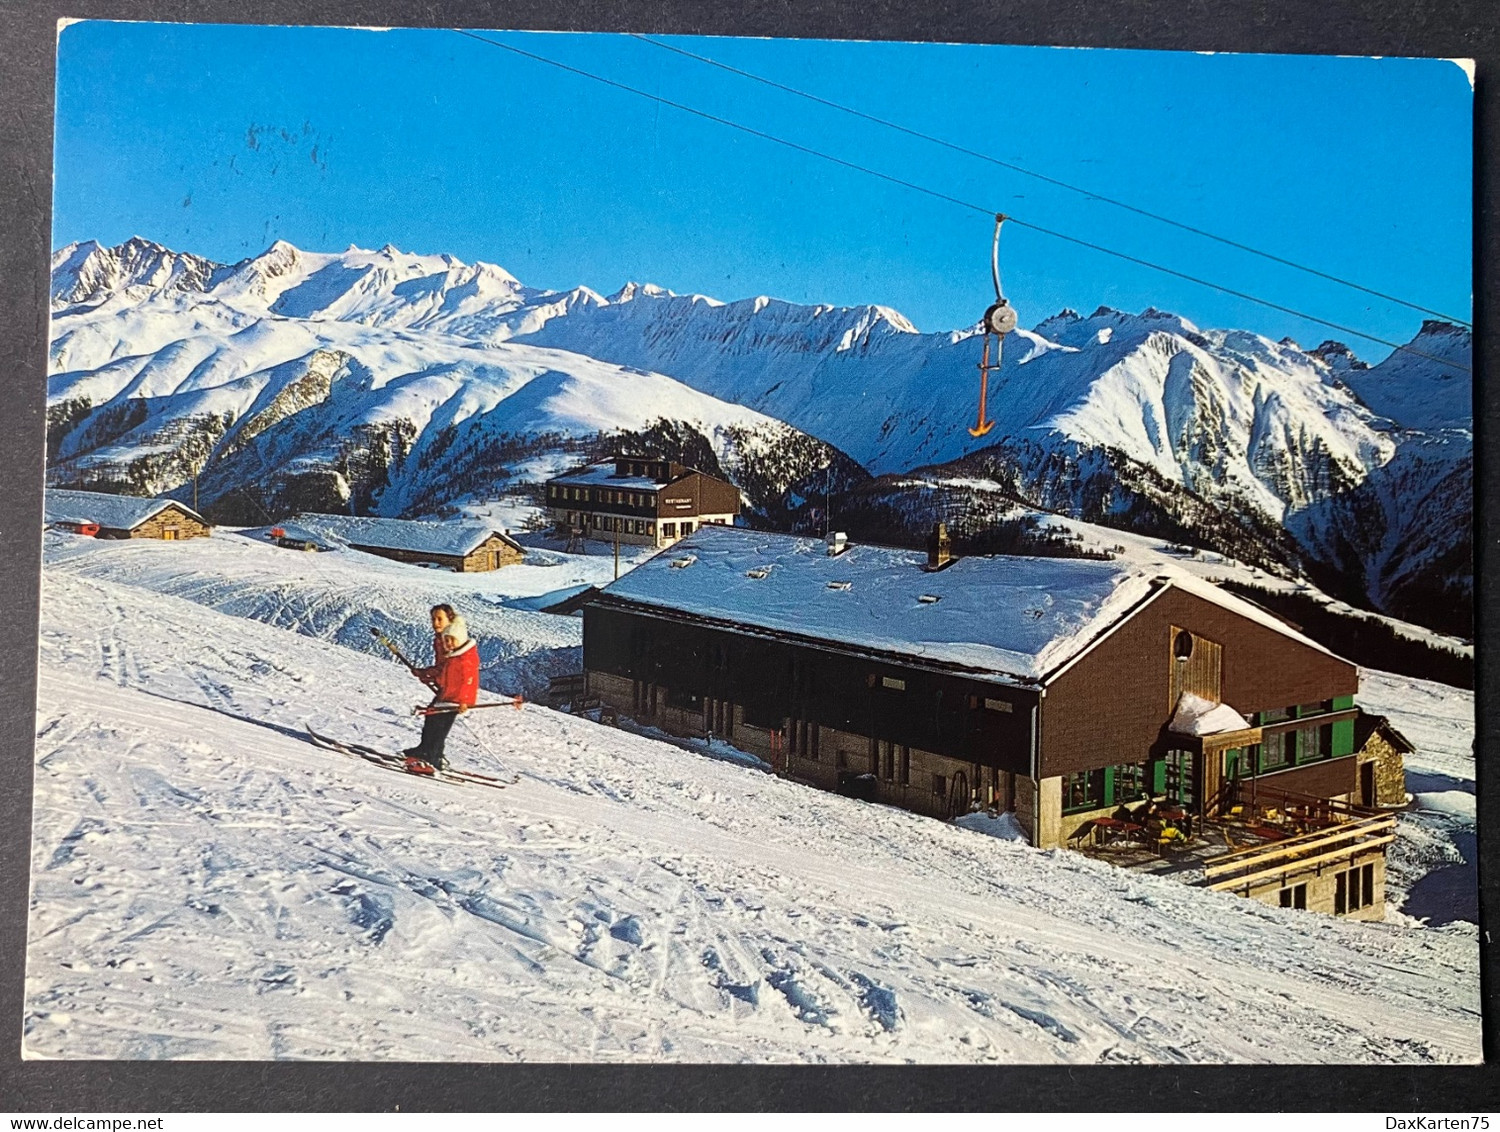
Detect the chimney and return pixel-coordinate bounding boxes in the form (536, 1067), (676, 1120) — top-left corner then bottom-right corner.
(925, 522), (952, 571)
(826, 531), (848, 556)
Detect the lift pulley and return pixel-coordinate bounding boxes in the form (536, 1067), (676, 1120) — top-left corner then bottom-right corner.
(970, 213), (1015, 439)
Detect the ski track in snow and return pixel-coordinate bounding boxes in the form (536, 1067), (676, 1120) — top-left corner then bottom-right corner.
(24, 541), (1480, 1062)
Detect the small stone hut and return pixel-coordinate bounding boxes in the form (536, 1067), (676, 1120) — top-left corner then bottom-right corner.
(44, 488), (212, 540)
(288, 513), (524, 572)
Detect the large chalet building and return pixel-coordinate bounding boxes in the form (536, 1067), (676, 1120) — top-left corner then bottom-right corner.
(582, 524), (1400, 919)
(545, 456), (740, 550)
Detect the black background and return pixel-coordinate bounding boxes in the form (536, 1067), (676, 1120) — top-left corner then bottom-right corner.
(0, 0), (1494, 1111)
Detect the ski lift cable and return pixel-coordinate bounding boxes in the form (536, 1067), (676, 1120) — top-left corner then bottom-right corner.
(451, 30), (1472, 375)
(631, 33), (1472, 330)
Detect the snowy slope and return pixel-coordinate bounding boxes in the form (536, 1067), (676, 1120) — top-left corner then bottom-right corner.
(27, 544), (1481, 1062)
(38, 528), (651, 696)
(1358, 669), (1476, 929)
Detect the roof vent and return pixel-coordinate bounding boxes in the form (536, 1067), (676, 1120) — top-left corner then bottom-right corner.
(669, 554), (697, 569)
(827, 580), (852, 592)
(917, 593), (940, 604)
(746, 565), (772, 579)
(826, 532), (848, 556)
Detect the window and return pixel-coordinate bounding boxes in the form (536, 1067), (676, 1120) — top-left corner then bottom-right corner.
(1298, 699), (1335, 716)
(984, 697), (1012, 713)
(1112, 762), (1148, 805)
(1279, 884), (1307, 910)
(1063, 769), (1105, 813)
(681, 521), (694, 535)
(665, 686), (702, 711)
(1260, 729), (1292, 771)
(793, 720), (820, 761)
(873, 741), (912, 784)
(1163, 749), (1194, 805)
(1298, 723), (1334, 762)
(932, 774), (946, 798)
(662, 522), (676, 538)
(881, 676), (906, 691)
(1257, 706), (1292, 726)
(1335, 863), (1376, 914)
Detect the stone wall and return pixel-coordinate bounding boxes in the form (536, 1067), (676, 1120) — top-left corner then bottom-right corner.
(1357, 732), (1410, 808)
(119, 506), (211, 540)
(1238, 845), (1387, 921)
(460, 537), (524, 572)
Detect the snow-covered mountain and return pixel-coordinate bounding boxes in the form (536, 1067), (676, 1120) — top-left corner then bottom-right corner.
(47, 239), (856, 526)
(46, 238), (1471, 632)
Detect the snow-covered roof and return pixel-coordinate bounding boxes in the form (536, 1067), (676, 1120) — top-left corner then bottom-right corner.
(45, 488), (207, 531)
(600, 527), (1339, 684)
(289, 513), (521, 558)
(1169, 693), (1253, 737)
(600, 527), (1160, 684)
(550, 462), (675, 490)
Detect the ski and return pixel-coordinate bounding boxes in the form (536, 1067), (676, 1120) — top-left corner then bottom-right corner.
(336, 734), (519, 786)
(305, 727), (513, 790)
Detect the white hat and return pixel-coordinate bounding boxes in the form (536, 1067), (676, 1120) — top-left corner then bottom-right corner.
(441, 614), (469, 648)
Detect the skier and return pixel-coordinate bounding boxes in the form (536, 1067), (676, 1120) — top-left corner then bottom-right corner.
(402, 603), (480, 771)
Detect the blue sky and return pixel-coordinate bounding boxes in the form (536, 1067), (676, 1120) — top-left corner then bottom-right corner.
(53, 21), (1472, 356)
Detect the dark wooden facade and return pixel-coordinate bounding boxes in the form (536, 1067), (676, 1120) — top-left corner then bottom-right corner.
(584, 600), (1038, 775)
(585, 570), (1369, 843)
(655, 471), (741, 524)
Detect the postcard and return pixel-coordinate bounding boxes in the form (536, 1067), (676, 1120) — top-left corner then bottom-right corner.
(29, 20), (1476, 1064)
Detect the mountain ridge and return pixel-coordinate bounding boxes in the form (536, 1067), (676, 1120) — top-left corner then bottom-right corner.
(46, 237), (1472, 633)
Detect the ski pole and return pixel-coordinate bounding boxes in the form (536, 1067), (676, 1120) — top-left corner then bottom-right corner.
(370, 626), (418, 670)
(415, 698), (525, 716)
(457, 711), (509, 775)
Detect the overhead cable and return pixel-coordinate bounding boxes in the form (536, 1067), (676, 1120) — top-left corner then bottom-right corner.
(633, 33), (1472, 330)
(451, 30), (1471, 374)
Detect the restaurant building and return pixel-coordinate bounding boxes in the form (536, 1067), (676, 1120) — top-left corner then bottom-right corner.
(582, 524), (1399, 917)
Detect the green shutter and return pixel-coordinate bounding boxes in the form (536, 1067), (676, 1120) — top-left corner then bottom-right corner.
(1225, 748), (1240, 780)
(1103, 765), (1116, 806)
(1332, 718), (1354, 757)
(1333, 694), (1354, 711)
(1151, 758), (1166, 795)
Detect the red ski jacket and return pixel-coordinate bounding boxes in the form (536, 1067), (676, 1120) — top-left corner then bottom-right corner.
(415, 637), (480, 707)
